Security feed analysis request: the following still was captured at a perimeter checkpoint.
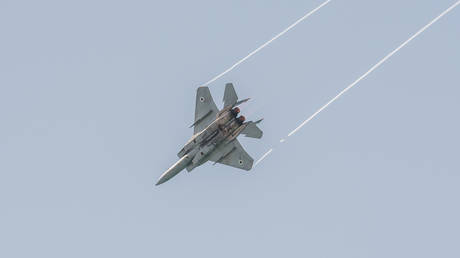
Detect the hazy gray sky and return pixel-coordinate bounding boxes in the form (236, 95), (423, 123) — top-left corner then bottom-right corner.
(1, 1), (459, 257)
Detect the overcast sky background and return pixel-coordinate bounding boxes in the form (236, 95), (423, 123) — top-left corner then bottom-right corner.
(1, 0), (460, 257)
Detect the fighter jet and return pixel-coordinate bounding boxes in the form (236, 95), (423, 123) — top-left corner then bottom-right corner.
(156, 83), (263, 185)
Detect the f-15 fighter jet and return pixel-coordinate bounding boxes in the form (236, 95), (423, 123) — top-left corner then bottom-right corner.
(156, 83), (263, 185)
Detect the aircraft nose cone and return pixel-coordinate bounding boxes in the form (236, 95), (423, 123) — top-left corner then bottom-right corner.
(155, 170), (174, 186)
(155, 175), (168, 186)
(155, 154), (191, 186)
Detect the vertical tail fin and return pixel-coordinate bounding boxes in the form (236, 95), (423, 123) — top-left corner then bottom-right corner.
(223, 83), (238, 108)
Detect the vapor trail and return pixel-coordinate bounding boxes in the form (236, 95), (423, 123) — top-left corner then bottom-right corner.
(203, 0), (331, 86)
(254, 148), (273, 167)
(287, 0), (460, 137)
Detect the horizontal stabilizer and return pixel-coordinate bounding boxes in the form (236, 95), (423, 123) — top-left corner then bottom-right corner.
(234, 98), (250, 107)
(241, 120), (263, 139)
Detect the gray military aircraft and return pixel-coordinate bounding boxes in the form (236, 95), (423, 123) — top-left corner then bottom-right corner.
(156, 83), (263, 185)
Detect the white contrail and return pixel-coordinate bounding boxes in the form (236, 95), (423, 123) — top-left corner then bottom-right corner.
(254, 148), (273, 167)
(287, 0), (460, 137)
(203, 0), (331, 86)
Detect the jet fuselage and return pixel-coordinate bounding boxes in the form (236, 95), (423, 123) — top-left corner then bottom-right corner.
(156, 107), (247, 185)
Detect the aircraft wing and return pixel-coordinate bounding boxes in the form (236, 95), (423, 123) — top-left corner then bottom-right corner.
(193, 87), (219, 134)
(209, 140), (253, 171)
